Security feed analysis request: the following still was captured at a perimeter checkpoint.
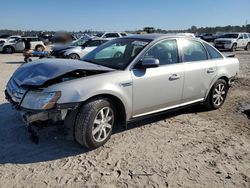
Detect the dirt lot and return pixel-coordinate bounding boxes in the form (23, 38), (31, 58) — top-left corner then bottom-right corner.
(0, 52), (249, 188)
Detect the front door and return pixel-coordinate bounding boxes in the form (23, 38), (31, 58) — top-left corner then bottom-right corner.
(131, 39), (184, 116)
(14, 39), (25, 52)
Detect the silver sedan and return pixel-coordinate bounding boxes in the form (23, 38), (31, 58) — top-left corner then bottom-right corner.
(5, 34), (239, 149)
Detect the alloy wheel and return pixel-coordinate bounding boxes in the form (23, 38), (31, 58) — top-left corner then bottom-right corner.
(92, 107), (114, 142)
(212, 83), (226, 106)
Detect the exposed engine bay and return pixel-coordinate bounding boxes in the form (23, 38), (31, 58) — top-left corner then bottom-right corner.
(40, 69), (109, 88)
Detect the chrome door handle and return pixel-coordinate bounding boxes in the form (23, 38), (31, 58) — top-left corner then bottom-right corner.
(207, 68), (216, 73)
(169, 74), (181, 80)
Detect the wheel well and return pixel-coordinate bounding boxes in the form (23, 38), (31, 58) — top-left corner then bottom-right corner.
(4, 45), (15, 52)
(69, 53), (80, 57)
(218, 76), (229, 86)
(85, 94), (127, 129)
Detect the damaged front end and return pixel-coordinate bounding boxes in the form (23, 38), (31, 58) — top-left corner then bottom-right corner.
(5, 59), (114, 126)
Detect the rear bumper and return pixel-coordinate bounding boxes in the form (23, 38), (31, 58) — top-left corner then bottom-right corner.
(229, 75), (237, 86)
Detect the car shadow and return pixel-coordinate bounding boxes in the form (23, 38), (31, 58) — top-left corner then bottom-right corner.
(4, 61), (24, 64)
(0, 102), (207, 165)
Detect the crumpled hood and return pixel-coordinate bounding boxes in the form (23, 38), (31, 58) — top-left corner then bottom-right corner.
(12, 59), (114, 86)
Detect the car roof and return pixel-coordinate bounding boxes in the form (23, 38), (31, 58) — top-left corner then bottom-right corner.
(122, 33), (194, 40)
(21, 36), (38, 38)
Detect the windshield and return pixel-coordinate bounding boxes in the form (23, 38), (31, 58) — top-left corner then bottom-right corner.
(82, 38), (151, 70)
(221, 34), (239, 38)
(95, 33), (104, 37)
(72, 38), (88, 46)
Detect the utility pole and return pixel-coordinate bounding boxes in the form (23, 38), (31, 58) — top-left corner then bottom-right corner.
(245, 20), (248, 32)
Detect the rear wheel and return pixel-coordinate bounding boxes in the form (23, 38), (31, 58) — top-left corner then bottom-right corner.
(74, 98), (115, 149)
(204, 79), (228, 109)
(3, 46), (14, 54)
(245, 43), (250, 51)
(68, 53), (80, 60)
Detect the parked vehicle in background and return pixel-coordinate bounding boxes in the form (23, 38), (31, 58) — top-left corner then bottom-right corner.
(95, 32), (127, 39)
(0, 37), (45, 53)
(50, 36), (92, 55)
(5, 34), (239, 149)
(0, 34), (11, 42)
(199, 33), (217, 42)
(38, 32), (54, 45)
(51, 38), (108, 59)
(176, 33), (195, 38)
(214, 33), (250, 51)
(0, 35), (21, 43)
(50, 32), (77, 44)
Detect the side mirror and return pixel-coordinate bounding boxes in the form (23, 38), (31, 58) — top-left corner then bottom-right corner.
(139, 58), (159, 68)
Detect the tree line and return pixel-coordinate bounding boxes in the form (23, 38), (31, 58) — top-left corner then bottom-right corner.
(0, 24), (249, 36)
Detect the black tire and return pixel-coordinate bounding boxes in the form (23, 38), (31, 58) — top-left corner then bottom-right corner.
(231, 43), (237, 52)
(3, 46), (14, 54)
(204, 79), (228, 110)
(245, 43), (250, 51)
(24, 57), (32, 63)
(68, 53), (80, 60)
(35, 45), (45, 51)
(74, 98), (115, 149)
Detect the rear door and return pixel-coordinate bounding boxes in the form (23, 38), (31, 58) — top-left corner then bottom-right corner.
(237, 34), (245, 48)
(178, 39), (218, 103)
(131, 39), (184, 116)
(14, 38), (25, 52)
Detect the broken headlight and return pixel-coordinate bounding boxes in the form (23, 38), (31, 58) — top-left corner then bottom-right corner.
(21, 91), (61, 110)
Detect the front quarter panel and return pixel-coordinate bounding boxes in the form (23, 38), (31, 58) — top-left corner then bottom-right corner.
(43, 70), (133, 120)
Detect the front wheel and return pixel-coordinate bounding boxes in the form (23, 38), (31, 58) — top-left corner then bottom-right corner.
(3, 46), (14, 54)
(231, 43), (237, 52)
(68, 53), (80, 60)
(74, 98), (115, 149)
(204, 79), (228, 110)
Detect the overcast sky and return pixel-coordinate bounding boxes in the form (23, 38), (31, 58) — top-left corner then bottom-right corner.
(0, 0), (249, 31)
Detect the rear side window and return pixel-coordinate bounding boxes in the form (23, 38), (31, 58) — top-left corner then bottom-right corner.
(120, 33), (127, 36)
(243, 34), (248, 39)
(180, 39), (208, 62)
(204, 43), (223, 59)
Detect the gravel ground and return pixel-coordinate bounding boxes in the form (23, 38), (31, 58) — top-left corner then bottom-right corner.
(0, 52), (249, 188)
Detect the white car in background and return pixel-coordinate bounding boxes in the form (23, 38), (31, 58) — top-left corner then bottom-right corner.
(52, 38), (109, 59)
(0, 35), (22, 43)
(214, 33), (250, 51)
(0, 37), (45, 53)
(95, 32), (127, 39)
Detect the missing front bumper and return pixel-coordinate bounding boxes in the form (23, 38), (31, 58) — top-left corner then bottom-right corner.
(21, 109), (68, 125)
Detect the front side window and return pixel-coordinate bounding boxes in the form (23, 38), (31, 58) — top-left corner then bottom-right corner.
(204, 43), (223, 59)
(82, 38), (151, 69)
(180, 39), (208, 62)
(143, 39), (178, 65)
